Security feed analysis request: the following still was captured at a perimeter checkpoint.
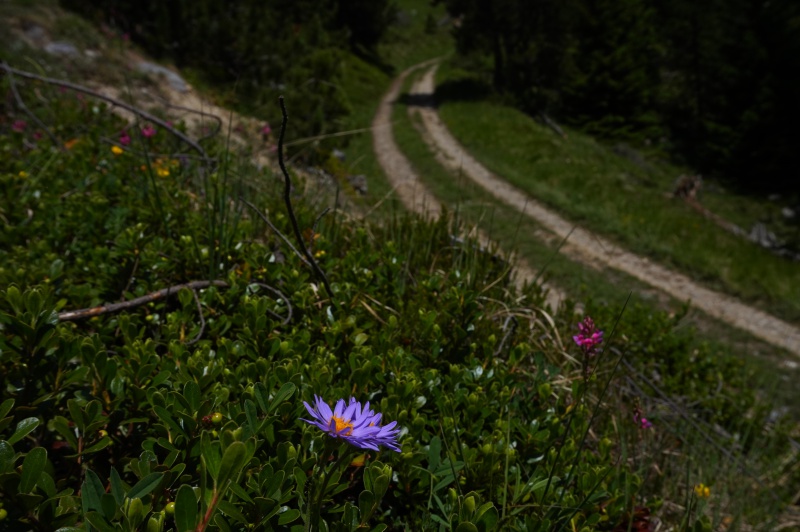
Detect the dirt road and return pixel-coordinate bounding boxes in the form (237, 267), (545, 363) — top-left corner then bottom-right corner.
(396, 63), (800, 357)
(372, 62), (565, 309)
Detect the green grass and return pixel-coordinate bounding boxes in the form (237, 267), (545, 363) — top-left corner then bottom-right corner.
(378, 0), (454, 70)
(390, 68), (800, 532)
(393, 69), (800, 410)
(284, 0), (455, 215)
(2, 4), (798, 529)
(433, 62), (800, 324)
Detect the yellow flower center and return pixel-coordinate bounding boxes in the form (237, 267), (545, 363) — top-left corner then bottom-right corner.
(331, 415), (354, 436)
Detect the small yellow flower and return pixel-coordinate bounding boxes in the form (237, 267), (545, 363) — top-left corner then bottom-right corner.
(314, 249), (326, 258)
(111, 145), (124, 155)
(694, 483), (710, 498)
(156, 167), (170, 177)
(18, 171), (28, 178)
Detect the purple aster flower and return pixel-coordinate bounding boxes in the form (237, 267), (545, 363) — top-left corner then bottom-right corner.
(12, 120), (27, 132)
(141, 124), (157, 138)
(302, 395), (401, 452)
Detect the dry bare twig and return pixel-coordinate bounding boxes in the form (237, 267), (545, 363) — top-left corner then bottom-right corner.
(277, 96), (336, 304)
(58, 279), (292, 326)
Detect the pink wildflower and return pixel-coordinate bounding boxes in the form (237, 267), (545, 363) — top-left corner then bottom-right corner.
(573, 316), (603, 356)
(12, 120), (27, 132)
(119, 131), (131, 146)
(141, 125), (157, 138)
(33, 131), (43, 141)
(261, 122), (272, 136)
(633, 408), (654, 429)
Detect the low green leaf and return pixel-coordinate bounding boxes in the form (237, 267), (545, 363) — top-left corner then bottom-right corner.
(82, 469), (106, 514)
(228, 482), (254, 504)
(253, 382), (269, 413)
(8, 417), (40, 445)
(244, 399), (259, 435)
(277, 508), (300, 525)
(358, 489), (375, 521)
(100, 493), (117, 521)
(67, 400), (85, 432)
(38, 470), (57, 498)
(52, 416), (78, 450)
(19, 447), (47, 493)
(84, 512), (117, 532)
(474, 503), (498, 529)
(372, 474), (389, 499)
(110, 467), (126, 505)
(82, 436), (111, 455)
(216, 441), (247, 490)
(127, 472), (163, 500)
(427, 436), (441, 471)
(0, 398), (14, 419)
(217, 500), (248, 524)
(268, 382), (296, 413)
(0, 441), (14, 474)
(153, 406), (186, 438)
(175, 484), (198, 532)
(455, 522), (479, 532)
(184, 381), (201, 412)
(201, 432), (221, 481)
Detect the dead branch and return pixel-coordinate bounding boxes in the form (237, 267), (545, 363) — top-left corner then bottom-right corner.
(277, 96), (336, 303)
(58, 280), (228, 321)
(57, 279), (292, 326)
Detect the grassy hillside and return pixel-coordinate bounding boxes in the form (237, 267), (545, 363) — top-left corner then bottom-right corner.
(0, 2), (798, 530)
(434, 63), (800, 324)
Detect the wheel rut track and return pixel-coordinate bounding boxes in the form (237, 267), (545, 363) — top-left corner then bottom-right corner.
(397, 62), (800, 357)
(371, 61), (565, 310)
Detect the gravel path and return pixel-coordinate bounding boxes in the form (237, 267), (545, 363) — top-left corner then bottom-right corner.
(372, 61), (565, 309)
(403, 63), (800, 357)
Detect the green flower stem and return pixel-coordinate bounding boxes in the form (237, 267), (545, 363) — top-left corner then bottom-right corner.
(310, 443), (355, 531)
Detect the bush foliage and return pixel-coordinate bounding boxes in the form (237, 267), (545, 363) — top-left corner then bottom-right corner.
(59, 0), (394, 141)
(0, 65), (797, 531)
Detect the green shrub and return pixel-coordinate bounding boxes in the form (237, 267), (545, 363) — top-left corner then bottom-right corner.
(0, 72), (795, 531)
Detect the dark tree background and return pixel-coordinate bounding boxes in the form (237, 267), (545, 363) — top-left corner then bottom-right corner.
(439, 0), (800, 193)
(60, 0), (396, 138)
(62, 0), (799, 192)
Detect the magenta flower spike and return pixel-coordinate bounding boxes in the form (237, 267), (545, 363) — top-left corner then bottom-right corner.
(302, 395), (401, 452)
(573, 316), (604, 356)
